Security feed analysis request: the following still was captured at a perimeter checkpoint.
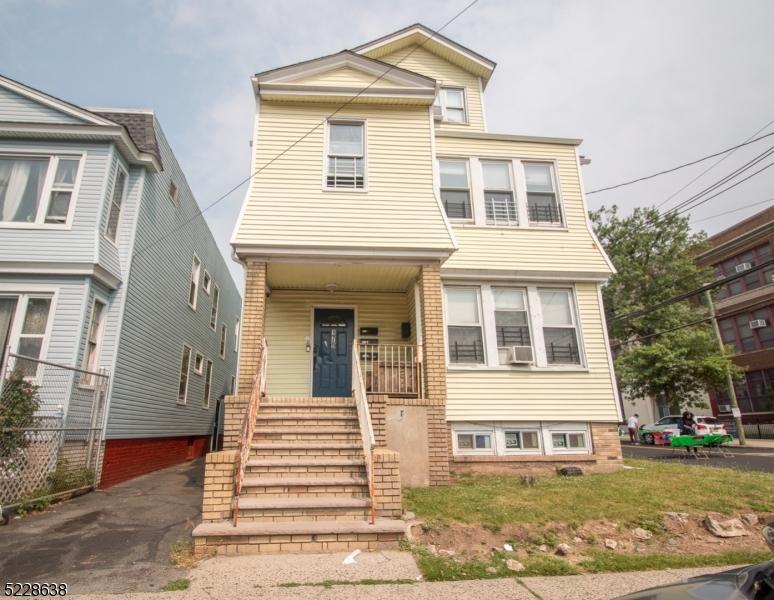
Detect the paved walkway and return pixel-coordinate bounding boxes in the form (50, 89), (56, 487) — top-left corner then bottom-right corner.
(0, 459), (204, 595)
(70, 551), (748, 599)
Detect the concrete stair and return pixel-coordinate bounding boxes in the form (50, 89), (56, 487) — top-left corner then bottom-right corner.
(193, 395), (405, 554)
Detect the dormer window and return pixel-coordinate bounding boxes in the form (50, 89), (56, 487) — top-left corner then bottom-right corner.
(326, 122), (365, 190)
(435, 87), (466, 123)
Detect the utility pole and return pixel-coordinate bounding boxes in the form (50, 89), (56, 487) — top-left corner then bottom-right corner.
(704, 289), (746, 445)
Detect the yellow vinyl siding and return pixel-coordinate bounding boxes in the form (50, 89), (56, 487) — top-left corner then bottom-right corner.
(291, 66), (394, 87)
(378, 45), (486, 132)
(436, 135), (612, 275)
(234, 101), (454, 251)
(264, 289), (409, 396)
(446, 283), (618, 422)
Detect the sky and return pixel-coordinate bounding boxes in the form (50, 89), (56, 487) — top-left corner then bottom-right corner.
(2, 0), (773, 287)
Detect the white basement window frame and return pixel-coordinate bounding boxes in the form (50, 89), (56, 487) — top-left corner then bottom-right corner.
(452, 422), (590, 456)
(325, 120), (366, 190)
(0, 154), (84, 228)
(543, 423), (591, 455)
(453, 429), (494, 454)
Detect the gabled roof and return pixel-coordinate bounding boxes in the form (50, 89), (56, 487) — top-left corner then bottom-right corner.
(353, 23), (496, 85)
(0, 74), (162, 171)
(252, 50), (437, 104)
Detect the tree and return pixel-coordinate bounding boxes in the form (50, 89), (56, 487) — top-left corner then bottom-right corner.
(0, 370), (41, 471)
(591, 205), (741, 413)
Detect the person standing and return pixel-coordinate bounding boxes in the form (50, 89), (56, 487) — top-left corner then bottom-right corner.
(627, 413), (640, 444)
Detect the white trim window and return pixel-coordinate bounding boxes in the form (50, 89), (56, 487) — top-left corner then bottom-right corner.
(551, 431), (587, 451)
(493, 288), (532, 365)
(82, 299), (106, 381)
(482, 161), (517, 226)
(452, 422), (590, 456)
(210, 285), (219, 330)
(444, 287), (485, 364)
(502, 428), (541, 453)
(194, 352), (204, 375)
(202, 271), (211, 295)
(189, 255), (201, 310)
(105, 166), (127, 242)
(168, 180), (178, 207)
(1, 294), (54, 378)
(177, 345), (192, 405)
(219, 323), (227, 359)
(435, 87), (466, 123)
(203, 359), (213, 408)
(0, 155), (81, 226)
(326, 121), (365, 189)
(525, 163), (562, 225)
(439, 159), (472, 220)
(234, 318), (240, 352)
(539, 289), (581, 365)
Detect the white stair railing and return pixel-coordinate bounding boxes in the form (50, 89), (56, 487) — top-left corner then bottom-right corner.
(352, 339), (376, 524)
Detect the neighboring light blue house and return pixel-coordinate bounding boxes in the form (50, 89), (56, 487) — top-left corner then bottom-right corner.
(0, 74), (241, 487)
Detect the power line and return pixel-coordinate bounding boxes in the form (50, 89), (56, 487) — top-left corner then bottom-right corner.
(656, 117), (774, 210)
(610, 257), (774, 324)
(586, 130), (774, 195)
(133, 0), (481, 258)
(690, 197), (774, 224)
(611, 317), (711, 348)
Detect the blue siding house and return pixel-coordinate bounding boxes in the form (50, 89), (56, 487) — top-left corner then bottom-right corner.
(0, 75), (241, 487)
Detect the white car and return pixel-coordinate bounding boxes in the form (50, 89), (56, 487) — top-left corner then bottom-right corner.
(639, 415), (727, 444)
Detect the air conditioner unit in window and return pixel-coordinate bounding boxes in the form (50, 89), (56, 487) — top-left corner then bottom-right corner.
(735, 262), (752, 273)
(717, 404), (732, 413)
(508, 345), (534, 364)
(432, 104), (443, 121)
(749, 319), (767, 329)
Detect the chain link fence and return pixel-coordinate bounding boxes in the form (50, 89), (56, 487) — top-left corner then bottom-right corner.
(0, 352), (109, 511)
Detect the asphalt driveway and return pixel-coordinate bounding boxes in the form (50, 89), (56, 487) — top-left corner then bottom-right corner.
(0, 458), (203, 595)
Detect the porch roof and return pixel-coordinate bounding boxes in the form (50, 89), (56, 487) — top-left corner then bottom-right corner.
(266, 262), (419, 292)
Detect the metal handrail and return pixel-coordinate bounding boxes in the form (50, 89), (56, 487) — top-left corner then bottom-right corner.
(232, 337), (268, 527)
(358, 342), (423, 398)
(352, 339), (376, 525)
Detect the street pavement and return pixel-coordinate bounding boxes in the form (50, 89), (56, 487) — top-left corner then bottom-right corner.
(622, 440), (774, 473)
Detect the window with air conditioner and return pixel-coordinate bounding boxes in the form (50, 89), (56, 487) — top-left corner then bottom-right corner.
(493, 287), (533, 365)
(439, 159), (472, 220)
(326, 122), (365, 190)
(735, 262), (752, 273)
(434, 87), (466, 123)
(482, 161), (517, 226)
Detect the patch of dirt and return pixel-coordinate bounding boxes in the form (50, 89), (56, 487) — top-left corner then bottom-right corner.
(412, 512), (774, 560)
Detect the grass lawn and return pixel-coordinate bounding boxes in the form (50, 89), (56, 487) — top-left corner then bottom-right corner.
(403, 460), (774, 580)
(405, 459), (774, 531)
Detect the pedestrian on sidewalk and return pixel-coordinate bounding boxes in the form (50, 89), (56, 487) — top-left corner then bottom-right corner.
(627, 413), (640, 444)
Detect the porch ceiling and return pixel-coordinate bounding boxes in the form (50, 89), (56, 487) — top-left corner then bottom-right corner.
(266, 263), (419, 292)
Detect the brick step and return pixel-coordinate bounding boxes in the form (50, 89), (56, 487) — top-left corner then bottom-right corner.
(263, 396), (353, 405)
(192, 518), (405, 554)
(245, 466), (366, 479)
(235, 496), (372, 522)
(252, 428), (361, 442)
(242, 475), (367, 488)
(246, 458), (365, 468)
(258, 402), (356, 412)
(255, 414), (358, 424)
(240, 475), (368, 498)
(250, 443), (364, 459)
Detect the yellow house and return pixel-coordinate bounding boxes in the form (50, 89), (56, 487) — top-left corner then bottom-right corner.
(194, 24), (623, 554)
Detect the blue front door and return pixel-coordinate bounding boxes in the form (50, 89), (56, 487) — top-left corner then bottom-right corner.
(312, 308), (354, 397)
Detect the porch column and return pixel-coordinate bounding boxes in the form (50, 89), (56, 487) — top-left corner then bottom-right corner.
(419, 262), (450, 485)
(223, 259), (267, 450)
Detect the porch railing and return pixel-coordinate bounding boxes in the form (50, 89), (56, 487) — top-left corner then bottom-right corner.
(232, 337), (268, 527)
(352, 340), (376, 525)
(358, 342), (423, 398)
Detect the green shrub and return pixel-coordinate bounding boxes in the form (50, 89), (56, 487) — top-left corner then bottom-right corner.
(0, 370), (40, 469)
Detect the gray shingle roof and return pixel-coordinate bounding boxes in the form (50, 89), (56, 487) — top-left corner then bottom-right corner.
(92, 110), (162, 167)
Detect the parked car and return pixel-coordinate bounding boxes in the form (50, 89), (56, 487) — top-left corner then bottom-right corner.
(616, 523), (773, 599)
(639, 415), (727, 444)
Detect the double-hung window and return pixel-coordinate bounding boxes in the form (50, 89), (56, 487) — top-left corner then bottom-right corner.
(177, 345), (192, 405)
(493, 288), (532, 365)
(203, 359), (213, 408)
(189, 256), (201, 309)
(482, 162), (517, 226)
(105, 167), (126, 242)
(525, 163), (562, 225)
(445, 287), (485, 364)
(234, 318), (240, 352)
(326, 122), (365, 189)
(210, 285), (219, 329)
(2, 295), (53, 377)
(219, 323), (227, 359)
(82, 299), (106, 382)
(202, 271), (211, 295)
(0, 155), (80, 225)
(439, 159), (472, 220)
(436, 87), (466, 123)
(539, 289), (581, 365)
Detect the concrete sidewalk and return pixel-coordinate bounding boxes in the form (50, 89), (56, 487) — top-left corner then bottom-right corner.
(72, 551), (749, 600)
